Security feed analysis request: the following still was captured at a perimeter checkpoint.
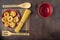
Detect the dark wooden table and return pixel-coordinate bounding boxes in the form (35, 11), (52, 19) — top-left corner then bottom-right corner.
(0, 0), (60, 40)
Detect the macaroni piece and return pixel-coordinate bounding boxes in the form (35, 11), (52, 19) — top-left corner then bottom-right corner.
(7, 16), (13, 22)
(13, 16), (19, 23)
(10, 22), (15, 28)
(2, 17), (7, 23)
(10, 11), (16, 17)
(4, 12), (9, 17)
(4, 22), (10, 27)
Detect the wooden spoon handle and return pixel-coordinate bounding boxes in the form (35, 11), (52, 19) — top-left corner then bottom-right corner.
(2, 5), (19, 8)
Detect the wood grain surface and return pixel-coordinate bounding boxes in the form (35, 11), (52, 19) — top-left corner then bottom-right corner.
(0, 0), (60, 40)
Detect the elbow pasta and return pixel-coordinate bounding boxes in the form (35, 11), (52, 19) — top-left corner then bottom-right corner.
(9, 22), (16, 28)
(4, 22), (10, 27)
(7, 16), (13, 22)
(10, 11), (16, 17)
(4, 12), (9, 17)
(13, 16), (19, 23)
(2, 17), (7, 23)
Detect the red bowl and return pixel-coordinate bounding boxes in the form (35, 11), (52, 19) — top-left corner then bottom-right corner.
(2, 9), (21, 28)
(38, 2), (53, 18)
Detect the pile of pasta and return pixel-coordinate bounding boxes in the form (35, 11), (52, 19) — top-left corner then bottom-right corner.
(2, 10), (20, 28)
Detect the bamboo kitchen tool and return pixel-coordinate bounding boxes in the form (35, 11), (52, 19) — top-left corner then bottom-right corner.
(2, 2), (31, 8)
(14, 9), (31, 32)
(2, 31), (30, 36)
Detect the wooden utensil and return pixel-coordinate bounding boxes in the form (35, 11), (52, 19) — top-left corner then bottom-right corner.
(14, 9), (31, 32)
(2, 2), (31, 8)
(2, 31), (30, 36)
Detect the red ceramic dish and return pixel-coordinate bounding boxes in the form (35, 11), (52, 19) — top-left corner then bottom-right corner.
(38, 2), (53, 18)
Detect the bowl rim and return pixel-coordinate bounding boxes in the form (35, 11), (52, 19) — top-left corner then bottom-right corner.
(38, 2), (53, 18)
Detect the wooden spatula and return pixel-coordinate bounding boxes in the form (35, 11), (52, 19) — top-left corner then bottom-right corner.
(2, 31), (30, 36)
(14, 9), (31, 32)
(2, 2), (31, 8)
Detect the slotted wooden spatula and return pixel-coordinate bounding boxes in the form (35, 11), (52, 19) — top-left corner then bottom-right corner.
(2, 31), (30, 36)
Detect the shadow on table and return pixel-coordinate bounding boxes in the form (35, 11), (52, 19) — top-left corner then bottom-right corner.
(0, 35), (3, 40)
(48, 32), (60, 40)
(30, 31), (60, 40)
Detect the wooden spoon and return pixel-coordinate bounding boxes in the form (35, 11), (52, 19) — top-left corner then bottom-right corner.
(2, 2), (31, 8)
